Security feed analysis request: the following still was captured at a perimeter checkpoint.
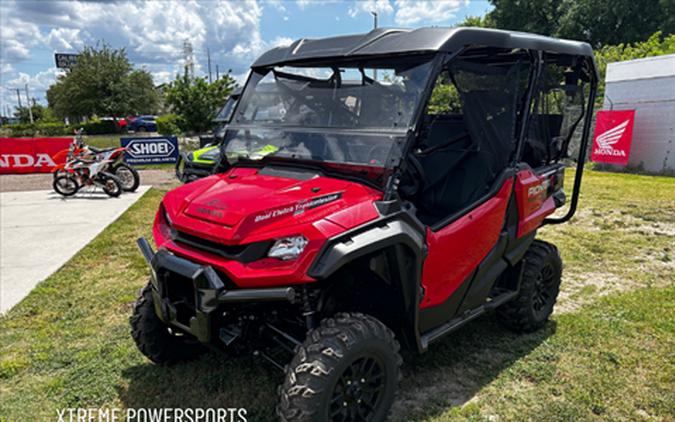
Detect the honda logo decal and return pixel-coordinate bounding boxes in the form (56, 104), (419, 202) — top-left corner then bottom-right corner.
(591, 110), (635, 166)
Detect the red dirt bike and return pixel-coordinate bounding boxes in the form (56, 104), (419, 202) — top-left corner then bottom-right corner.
(52, 130), (140, 192)
(52, 149), (124, 197)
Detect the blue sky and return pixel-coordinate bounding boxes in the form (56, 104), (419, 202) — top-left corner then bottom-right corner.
(0, 0), (493, 115)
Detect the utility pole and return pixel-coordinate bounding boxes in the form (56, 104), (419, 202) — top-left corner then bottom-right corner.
(216, 64), (220, 80)
(15, 88), (22, 108)
(371, 11), (378, 80)
(25, 84), (34, 123)
(183, 40), (194, 78)
(207, 47), (212, 83)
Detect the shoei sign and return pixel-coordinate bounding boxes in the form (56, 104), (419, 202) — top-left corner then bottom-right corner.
(121, 136), (179, 164)
(591, 110), (636, 165)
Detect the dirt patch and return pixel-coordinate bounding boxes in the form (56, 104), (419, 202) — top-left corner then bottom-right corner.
(0, 169), (178, 192)
(575, 208), (675, 237)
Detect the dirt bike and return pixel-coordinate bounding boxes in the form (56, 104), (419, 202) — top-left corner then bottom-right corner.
(52, 130), (140, 192)
(52, 149), (124, 198)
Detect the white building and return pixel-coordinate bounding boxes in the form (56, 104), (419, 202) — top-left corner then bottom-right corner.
(603, 54), (675, 174)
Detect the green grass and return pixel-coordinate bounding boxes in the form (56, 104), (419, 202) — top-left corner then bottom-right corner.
(0, 171), (673, 421)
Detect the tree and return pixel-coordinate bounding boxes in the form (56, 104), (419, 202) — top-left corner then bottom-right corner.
(14, 104), (44, 123)
(486, 0), (674, 47)
(594, 31), (675, 106)
(165, 71), (237, 133)
(457, 15), (493, 28)
(46, 44), (159, 119)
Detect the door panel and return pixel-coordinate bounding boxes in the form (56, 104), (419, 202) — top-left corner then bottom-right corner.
(420, 178), (513, 309)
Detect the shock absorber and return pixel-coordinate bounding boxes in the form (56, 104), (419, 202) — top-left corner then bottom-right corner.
(301, 286), (317, 330)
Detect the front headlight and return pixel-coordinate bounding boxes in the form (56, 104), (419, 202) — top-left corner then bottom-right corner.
(267, 235), (308, 261)
(162, 204), (173, 226)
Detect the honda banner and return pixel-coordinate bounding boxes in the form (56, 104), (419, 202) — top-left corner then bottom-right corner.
(0, 137), (72, 174)
(591, 110), (636, 165)
(121, 136), (179, 165)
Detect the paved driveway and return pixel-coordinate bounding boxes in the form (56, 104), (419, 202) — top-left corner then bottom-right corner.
(0, 187), (150, 313)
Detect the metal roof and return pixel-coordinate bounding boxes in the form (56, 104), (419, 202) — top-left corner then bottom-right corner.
(252, 27), (596, 68)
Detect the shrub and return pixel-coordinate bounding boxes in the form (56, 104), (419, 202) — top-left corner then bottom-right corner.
(37, 122), (72, 136)
(1, 122), (73, 137)
(156, 114), (185, 135)
(80, 119), (117, 135)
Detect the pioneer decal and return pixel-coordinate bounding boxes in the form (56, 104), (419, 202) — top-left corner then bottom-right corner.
(253, 192), (343, 223)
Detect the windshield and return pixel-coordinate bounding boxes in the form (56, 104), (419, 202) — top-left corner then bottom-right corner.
(214, 95), (239, 123)
(222, 56), (435, 174)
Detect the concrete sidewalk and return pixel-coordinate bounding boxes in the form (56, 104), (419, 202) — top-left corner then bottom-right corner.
(0, 187), (150, 313)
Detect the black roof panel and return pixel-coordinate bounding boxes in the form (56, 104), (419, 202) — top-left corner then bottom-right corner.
(252, 27), (595, 68)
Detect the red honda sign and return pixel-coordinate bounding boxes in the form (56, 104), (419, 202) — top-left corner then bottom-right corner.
(0, 137), (72, 174)
(591, 110), (636, 165)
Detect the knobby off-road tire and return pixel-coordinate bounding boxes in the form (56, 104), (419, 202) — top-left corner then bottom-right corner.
(278, 313), (402, 422)
(114, 163), (140, 192)
(53, 175), (79, 196)
(497, 240), (562, 332)
(99, 173), (123, 198)
(130, 282), (205, 364)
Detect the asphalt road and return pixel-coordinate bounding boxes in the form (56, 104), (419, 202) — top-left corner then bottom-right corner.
(0, 169), (176, 192)
(0, 187), (150, 314)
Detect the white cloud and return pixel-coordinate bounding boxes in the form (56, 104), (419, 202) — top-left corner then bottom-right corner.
(348, 0), (393, 19)
(270, 36), (293, 48)
(46, 28), (85, 51)
(394, 0), (464, 26)
(266, 0), (287, 13)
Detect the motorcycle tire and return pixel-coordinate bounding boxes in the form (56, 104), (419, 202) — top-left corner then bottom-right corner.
(99, 173), (123, 198)
(114, 163), (140, 192)
(175, 154), (186, 182)
(53, 175), (79, 197)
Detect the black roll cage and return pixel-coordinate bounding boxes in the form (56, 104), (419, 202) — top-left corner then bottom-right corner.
(389, 47), (598, 225)
(229, 45), (597, 224)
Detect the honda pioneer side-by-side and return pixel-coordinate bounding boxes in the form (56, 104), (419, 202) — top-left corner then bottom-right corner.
(131, 27), (598, 421)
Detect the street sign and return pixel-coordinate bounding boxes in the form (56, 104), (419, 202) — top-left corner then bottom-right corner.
(121, 136), (179, 165)
(54, 53), (80, 69)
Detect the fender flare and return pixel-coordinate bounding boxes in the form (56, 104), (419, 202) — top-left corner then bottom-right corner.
(308, 209), (427, 352)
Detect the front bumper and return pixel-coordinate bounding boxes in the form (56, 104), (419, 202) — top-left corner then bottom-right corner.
(137, 237), (296, 343)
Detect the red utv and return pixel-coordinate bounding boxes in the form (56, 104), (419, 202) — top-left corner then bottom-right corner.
(131, 27), (598, 421)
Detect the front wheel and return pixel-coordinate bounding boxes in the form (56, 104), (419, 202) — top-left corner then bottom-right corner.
(114, 163), (140, 192)
(53, 175), (79, 196)
(130, 283), (205, 364)
(278, 313), (402, 422)
(497, 239), (562, 332)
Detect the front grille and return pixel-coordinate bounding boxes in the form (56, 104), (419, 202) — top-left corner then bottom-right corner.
(172, 230), (271, 263)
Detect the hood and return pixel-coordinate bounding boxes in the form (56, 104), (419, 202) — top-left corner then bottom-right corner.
(163, 166), (382, 242)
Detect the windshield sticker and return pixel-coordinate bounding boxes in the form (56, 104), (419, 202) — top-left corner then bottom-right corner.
(253, 192), (343, 223)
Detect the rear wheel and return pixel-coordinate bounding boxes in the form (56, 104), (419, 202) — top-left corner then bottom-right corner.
(114, 164), (140, 192)
(497, 240), (562, 332)
(278, 313), (401, 422)
(53, 175), (79, 196)
(100, 174), (122, 197)
(130, 282), (205, 364)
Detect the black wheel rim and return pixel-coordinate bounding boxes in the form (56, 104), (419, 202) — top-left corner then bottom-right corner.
(330, 356), (386, 422)
(532, 263), (556, 316)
